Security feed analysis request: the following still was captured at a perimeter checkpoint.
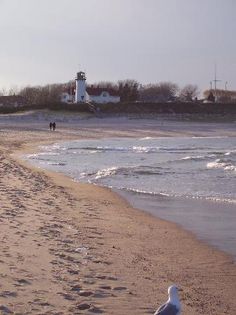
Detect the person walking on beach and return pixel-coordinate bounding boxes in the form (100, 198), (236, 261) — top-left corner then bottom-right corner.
(49, 122), (53, 130)
(52, 122), (56, 131)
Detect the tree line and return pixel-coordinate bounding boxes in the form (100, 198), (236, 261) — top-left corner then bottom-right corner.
(1, 79), (235, 105)
(77, 80), (200, 102)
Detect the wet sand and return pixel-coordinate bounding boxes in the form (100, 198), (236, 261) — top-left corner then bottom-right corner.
(118, 189), (236, 260)
(0, 112), (236, 314)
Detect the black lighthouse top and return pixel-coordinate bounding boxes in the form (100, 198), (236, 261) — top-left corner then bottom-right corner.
(76, 71), (86, 80)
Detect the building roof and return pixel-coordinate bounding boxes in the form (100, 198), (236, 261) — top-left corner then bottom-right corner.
(86, 87), (119, 97)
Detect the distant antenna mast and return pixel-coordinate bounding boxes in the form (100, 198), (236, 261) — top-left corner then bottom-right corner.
(213, 63), (221, 97)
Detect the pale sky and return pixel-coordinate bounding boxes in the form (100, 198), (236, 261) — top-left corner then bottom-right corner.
(0, 0), (235, 93)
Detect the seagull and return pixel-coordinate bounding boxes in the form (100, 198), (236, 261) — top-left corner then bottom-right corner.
(154, 285), (181, 315)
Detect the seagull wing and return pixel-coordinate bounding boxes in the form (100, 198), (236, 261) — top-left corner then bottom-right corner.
(154, 302), (179, 315)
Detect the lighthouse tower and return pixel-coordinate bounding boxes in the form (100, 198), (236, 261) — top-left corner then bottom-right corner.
(75, 71), (86, 103)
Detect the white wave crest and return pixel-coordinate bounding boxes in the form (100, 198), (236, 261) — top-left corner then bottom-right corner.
(94, 167), (118, 179)
(225, 150), (236, 156)
(132, 146), (159, 153)
(122, 187), (170, 196)
(207, 159), (236, 172)
(139, 137), (155, 140)
(181, 155), (204, 161)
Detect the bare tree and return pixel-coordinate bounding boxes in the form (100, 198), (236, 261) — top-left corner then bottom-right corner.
(157, 82), (179, 101)
(19, 84), (62, 106)
(47, 84), (63, 103)
(139, 82), (179, 102)
(91, 81), (118, 89)
(117, 79), (140, 102)
(139, 84), (158, 102)
(0, 87), (7, 96)
(8, 85), (19, 96)
(19, 86), (41, 105)
(179, 84), (199, 102)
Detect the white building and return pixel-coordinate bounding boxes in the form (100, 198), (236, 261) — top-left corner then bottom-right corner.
(86, 86), (120, 104)
(61, 72), (120, 104)
(61, 88), (74, 103)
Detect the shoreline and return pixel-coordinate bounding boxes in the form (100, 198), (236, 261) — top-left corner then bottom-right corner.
(0, 117), (236, 314)
(22, 134), (236, 261)
(20, 145), (236, 263)
(20, 144), (236, 262)
(116, 188), (236, 261)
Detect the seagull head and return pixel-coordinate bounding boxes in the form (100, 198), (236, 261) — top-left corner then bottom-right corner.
(168, 285), (180, 306)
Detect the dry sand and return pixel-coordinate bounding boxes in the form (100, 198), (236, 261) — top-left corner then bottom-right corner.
(0, 114), (236, 314)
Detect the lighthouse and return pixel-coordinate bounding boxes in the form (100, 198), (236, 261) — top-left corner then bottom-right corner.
(75, 71), (86, 103)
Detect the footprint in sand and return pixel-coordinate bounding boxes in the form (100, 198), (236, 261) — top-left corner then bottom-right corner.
(0, 305), (13, 314)
(0, 291), (17, 298)
(77, 290), (93, 297)
(14, 278), (32, 286)
(113, 286), (127, 291)
(58, 292), (76, 301)
(92, 290), (114, 298)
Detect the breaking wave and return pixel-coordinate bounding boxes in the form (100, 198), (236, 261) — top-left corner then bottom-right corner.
(207, 159), (236, 172)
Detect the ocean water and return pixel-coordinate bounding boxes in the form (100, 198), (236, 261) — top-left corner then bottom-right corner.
(26, 136), (236, 259)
